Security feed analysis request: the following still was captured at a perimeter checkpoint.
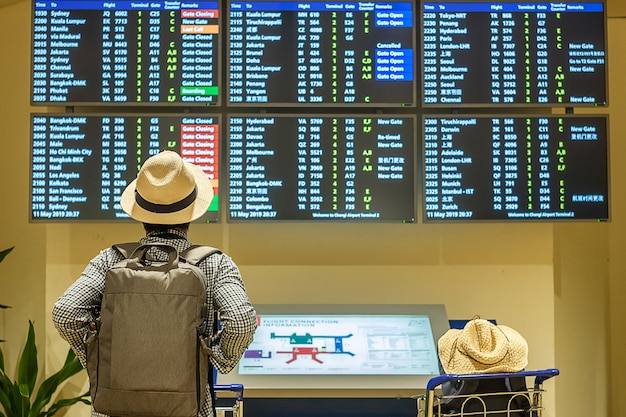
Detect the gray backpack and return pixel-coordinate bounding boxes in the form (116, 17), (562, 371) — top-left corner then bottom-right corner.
(86, 243), (221, 417)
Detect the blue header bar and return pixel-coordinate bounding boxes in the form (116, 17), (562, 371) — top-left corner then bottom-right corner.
(230, 1), (412, 12)
(34, 0), (219, 10)
(423, 2), (604, 13)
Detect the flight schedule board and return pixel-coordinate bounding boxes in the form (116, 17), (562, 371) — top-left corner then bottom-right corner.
(228, 0), (415, 106)
(421, 2), (607, 106)
(422, 115), (609, 221)
(30, 114), (220, 222)
(31, 0), (221, 105)
(228, 115), (415, 221)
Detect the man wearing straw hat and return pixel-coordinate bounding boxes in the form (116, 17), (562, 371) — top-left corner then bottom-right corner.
(52, 150), (257, 417)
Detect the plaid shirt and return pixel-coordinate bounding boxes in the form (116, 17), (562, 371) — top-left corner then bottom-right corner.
(52, 229), (257, 417)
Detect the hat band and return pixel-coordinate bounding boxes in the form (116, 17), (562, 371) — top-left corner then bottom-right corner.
(135, 187), (197, 214)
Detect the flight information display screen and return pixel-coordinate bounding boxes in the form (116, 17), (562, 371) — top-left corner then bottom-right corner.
(228, 115), (415, 221)
(31, 0), (221, 105)
(30, 114), (220, 222)
(227, 0), (415, 106)
(239, 314), (439, 375)
(422, 115), (609, 221)
(421, 1), (607, 106)
(218, 304), (450, 389)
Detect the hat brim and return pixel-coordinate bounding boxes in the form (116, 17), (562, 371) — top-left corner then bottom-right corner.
(120, 161), (214, 224)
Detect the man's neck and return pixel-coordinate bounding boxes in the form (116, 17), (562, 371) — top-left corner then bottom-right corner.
(146, 227), (189, 239)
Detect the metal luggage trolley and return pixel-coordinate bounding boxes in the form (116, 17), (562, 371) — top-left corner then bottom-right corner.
(214, 383), (244, 417)
(415, 368), (559, 417)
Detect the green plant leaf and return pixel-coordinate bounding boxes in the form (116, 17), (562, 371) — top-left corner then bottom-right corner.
(0, 357), (20, 415)
(0, 382), (14, 416)
(0, 247), (14, 264)
(41, 394), (90, 417)
(0, 347), (18, 415)
(17, 383), (29, 398)
(9, 383), (24, 416)
(0, 366), (12, 391)
(62, 349), (76, 367)
(0, 322), (89, 417)
(17, 322), (38, 397)
(29, 349), (86, 417)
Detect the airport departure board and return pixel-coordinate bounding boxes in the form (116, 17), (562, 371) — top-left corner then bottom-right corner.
(227, 0), (415, 106)
(422, 115), (609, 221)
(421, 2), (607, 106)
(30, 114), (220, 221)
(31, 1), (221, 105)
(28, 0), (612, 224)
(228, 115), (415, 221)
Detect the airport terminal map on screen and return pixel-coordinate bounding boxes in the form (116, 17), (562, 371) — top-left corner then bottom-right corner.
(238, 314), (440, 375)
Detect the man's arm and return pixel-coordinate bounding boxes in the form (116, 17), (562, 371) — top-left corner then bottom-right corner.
(208, 253), (257, 374)
(51, 248), (121, 367)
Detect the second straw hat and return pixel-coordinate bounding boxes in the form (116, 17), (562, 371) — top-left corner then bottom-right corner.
(438, 318), (528, 374)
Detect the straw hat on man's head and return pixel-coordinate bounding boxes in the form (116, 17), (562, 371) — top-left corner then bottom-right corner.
(120, 150), (214, 224)
(438, 318), (528, 374)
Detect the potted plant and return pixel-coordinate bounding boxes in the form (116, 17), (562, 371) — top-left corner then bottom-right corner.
(0, 321), (90, 416)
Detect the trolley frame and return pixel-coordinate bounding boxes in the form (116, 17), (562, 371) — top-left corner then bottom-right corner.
(214, 383), (244, 417)
(415, 368), (559, 417)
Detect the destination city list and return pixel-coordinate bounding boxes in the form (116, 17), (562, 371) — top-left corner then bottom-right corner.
(32, 1), (221, 105)
(228, 115), (415, 221)
(228, 1), (415, 105)
(422, 115), (609, 221)
(421, 2), (607, 106)
(31, 114), (220, 221)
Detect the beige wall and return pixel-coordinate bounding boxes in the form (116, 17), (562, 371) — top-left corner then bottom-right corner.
(0, 1), (623, 417)
(608, 1), (626, 16)
(606, 7), (626, 417)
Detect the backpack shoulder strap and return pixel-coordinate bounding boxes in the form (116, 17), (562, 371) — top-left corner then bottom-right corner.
(112, 242), (142, 258)
(181, 245), (222, 265)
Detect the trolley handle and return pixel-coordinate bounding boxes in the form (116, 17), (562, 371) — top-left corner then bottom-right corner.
(214, 383), (244, 401)
(425, 368), (560, 391)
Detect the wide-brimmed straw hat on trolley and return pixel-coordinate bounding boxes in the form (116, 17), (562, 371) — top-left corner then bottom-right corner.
(120, 150), (214, 224)
(437, 317), (528, 374)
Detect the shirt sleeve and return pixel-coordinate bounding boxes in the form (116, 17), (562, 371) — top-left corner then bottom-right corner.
(51, 248), (122, 367)
(207, 253), (257, 374)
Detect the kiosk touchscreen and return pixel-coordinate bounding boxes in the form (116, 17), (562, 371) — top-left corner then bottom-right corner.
(218, 304), (449, 390)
